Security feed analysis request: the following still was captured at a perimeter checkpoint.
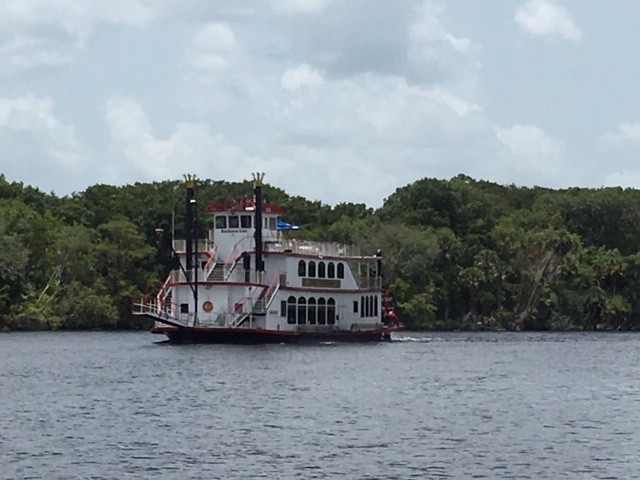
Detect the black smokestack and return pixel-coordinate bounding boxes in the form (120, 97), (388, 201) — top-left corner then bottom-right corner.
(185, 176), (196, 271)
(253, 173), (265, 273)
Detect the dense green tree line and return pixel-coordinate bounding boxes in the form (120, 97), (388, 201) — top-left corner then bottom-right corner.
(3, 173), (640, 331)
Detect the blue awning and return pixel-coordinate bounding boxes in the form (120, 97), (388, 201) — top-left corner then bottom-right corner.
(277, 219), (301, 230)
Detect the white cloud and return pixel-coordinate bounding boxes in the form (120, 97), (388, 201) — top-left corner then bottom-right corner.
(409, 2), (473, 58)
(187, 23), (240, 72)
(0, 94), (85, 193)
(179, 57), (488, 205)
(1, 0), (155, 39)
(1, 2), (615, 204)
(407, 2), (480, 93)
(0, 37), (74, 74)
(496, 124), (561, 159)
(269, 0), (333, 13)
(422, 87), (481, 118)
(493, 124), (564, 183)
(281, 64), (324, 91)
(602, 122), (640, 146)
(515, 0), (582, 42)
(0, 0), (158, 74)
(0, 95), (80, 164)
(104, 97), (259, 183)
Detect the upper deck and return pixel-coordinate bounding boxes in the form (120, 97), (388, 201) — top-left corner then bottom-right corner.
(172, 237), (366, 260)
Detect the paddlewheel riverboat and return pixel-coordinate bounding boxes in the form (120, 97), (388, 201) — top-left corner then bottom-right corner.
(133, 174), (401, 343)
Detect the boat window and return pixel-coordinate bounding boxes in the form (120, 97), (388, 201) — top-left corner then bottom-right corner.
(180, 303), (189, 314)
(318, 261), (326, 278)
(337, 263), (344, 279)
(317, 297), (326, 325)
(308, 297), (317, 325)
(298, 260), (306, 277)
(215, 215), (227, 229)
(374, 295), (378, 317)
(269, 217), (276, 230)
(280, 300), (286, 317)
(241, 215), (252, 228)
(361, 297), (365, 318)
(327, 298), (336, 325)
(328, 262), (335, 279)
(228, 215), (239, 228)
(367, 296), (372, 317)
(308, 261), (316, 278)
(353, 300), (358, 313)
(287, 296), (296, 324)
(297, 297), (307, 325)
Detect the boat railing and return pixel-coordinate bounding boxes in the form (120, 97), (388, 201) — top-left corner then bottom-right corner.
(264, 239), (361, 257)
(223, 237), (254, 280)
(194, 311), (250, 328)
(356, 276), (382, 289)
(223, 258), (238, 281)
(133, 298), (189, 327)
(258, 271), (282, 312)
(172, 239), (212, 253)
(168, 268), (217, 283)
(202, 244), (218, 278)
(155, 274), (173, 305)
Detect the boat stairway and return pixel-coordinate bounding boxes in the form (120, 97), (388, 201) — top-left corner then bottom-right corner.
(229, 313), (250, 328)
(209, 262), (225, 281)
(252, 298), (266, 313)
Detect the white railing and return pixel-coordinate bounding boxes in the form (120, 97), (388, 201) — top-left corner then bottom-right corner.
(265, 239), (360, 257)
(172, 239), (212, 253)
(356, 276), (382, 289)
(222, 237), (253, 280)
(133, 299), (188, 327)
(202, 245), (218, 279)
(155, 274), (173, 306)
(168, 268), (220, 283)
(257, 272), (282, 312)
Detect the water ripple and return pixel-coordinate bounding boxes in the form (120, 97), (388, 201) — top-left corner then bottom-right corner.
(2, 331), (640, 479)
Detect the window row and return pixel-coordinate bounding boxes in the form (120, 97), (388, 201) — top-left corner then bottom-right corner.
(281, 296), (337, 325)
(215, 215), (277, 230)
(298, 260), (345, 279)
(354, 295), (378, 318)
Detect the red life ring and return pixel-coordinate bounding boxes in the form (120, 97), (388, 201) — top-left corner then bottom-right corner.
(203, 300), (213, 312)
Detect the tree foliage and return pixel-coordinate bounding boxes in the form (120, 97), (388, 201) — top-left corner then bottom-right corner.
(2, 172), (640, 331)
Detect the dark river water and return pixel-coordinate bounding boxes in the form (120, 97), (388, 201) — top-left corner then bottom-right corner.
(2, 331), (640, 479)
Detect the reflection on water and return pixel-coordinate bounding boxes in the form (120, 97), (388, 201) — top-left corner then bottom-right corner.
(2, 331), (640, 479)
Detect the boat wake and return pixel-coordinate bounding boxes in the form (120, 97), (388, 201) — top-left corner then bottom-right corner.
(392, 334), (432, 343)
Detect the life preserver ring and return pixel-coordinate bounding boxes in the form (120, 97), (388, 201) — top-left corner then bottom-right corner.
(203, 300), (213, 312)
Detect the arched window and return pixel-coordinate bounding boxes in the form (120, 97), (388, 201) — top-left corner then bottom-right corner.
(297, 297), (307, 324)
(328, 262), (335, 279)
(337, 263), (344, 279)
(308, 261), (316, 278)
(298, 260), (306, 277)
(318, 261), (326, 278)
(287, 296), (296, 324)
(317, 297), (326, 325)
(308, 297), (317, 325)
(327, 298), (336, 325)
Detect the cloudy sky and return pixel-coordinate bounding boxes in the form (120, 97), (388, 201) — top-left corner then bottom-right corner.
(1, 0), (639, 206)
